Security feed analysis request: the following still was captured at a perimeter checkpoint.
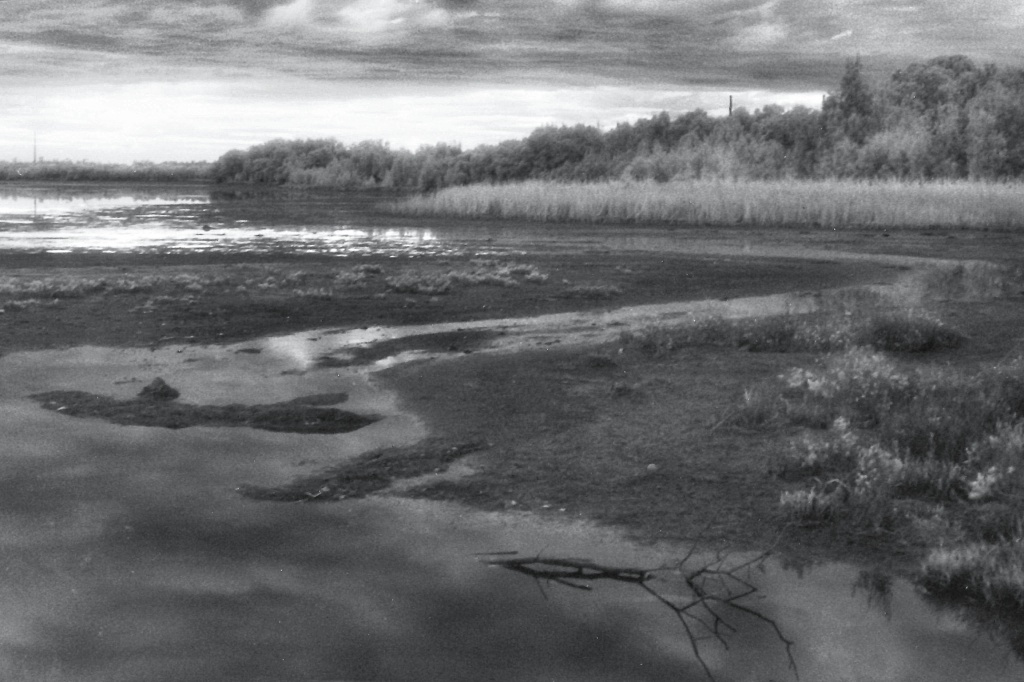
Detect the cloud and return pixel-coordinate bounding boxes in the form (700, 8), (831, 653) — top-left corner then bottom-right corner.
(264, 0), (314, 26)
(3, 0), (1023, 92)
(728, 22), (788, 50)
(2, 0), (1024, 161)
(261, 0), (454, 45)
(0, 78), (825, 163)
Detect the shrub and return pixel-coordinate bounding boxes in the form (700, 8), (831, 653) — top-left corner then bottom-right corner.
(385, 272), (453, 295)
(920, 538), (1024, 609)
(620, 306), (962, 356)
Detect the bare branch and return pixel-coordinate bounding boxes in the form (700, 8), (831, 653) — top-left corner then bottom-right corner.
(479, 549), (798, 682)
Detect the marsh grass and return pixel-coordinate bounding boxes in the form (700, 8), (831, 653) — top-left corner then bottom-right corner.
(392, 179), (1024, 230)
(920, 538), (1024, 609)
(384, 260), (547, 295)
(744, 348), (1024, 608)
(0, 260), (549, 305)
(621, 289), (963, 358)
(901, 260), (1024, 303)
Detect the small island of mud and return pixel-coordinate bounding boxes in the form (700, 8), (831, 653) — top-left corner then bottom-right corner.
(32, 379), (375, 434)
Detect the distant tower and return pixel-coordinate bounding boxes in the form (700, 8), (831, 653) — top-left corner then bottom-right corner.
(729, 96), (733, 117)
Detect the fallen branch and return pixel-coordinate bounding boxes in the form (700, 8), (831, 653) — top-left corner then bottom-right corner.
(481, 549), (798, 682)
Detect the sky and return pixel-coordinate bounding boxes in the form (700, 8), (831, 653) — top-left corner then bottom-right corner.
(1, 0), (1021, 164)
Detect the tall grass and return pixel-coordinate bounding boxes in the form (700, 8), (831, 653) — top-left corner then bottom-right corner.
(392, 179), (1024, 230)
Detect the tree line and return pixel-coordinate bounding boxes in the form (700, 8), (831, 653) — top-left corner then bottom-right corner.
(0, 160), (212, 183)
(210, 56), (1024, 188)
(5, 55), (1024, 187)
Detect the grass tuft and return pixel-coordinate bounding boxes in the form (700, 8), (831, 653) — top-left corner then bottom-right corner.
(920, 538), (1024, 609)
(621, 300), (963, 357)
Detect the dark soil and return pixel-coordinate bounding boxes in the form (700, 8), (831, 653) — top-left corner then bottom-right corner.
(32, 387), (376, 434)
(316, 330), (498, 367)
(376, 292), (1024, 570)
(0, 248), (897, 353)
(237, 439), (488, 501)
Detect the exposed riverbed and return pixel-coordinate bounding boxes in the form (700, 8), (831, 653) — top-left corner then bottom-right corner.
(1, 308), (1022, 681)
(2, 184), (1023, 680)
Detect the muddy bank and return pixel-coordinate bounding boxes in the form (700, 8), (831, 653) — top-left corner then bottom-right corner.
(238, 439), (488, 501)
(0, 247), (899, 354)
(32, 382), (377, 434)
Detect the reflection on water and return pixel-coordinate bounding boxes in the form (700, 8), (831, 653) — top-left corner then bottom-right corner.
(1, 339), (1023, 681)
(0, 224), (453, 257)
(0, 185), (466, 258)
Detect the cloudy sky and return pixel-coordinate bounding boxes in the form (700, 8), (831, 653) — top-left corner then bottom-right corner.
(1, 0), (1021, 163)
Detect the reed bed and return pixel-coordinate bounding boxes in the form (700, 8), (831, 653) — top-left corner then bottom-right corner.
(392, 180), (1024, 230)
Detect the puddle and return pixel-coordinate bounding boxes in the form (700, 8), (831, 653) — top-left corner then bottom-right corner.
(1, 327), (1023, 681)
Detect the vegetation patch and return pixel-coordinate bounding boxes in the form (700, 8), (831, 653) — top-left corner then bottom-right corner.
(730, 348), (1024, 609)
(237, 439), (488, 501)
(32, 382), (376, 434)
(384, 260), (546, 295)
(391, 179), (1024, 231)
(564, 283), (624, 299)
(621, 297), (963, 357)
(920, 539), (1024, 609)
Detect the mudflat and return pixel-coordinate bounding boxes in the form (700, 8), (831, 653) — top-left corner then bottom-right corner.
(2, 225), (1023, 570)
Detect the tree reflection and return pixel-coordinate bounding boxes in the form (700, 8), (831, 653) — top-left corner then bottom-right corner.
(479, 549), (798, 682)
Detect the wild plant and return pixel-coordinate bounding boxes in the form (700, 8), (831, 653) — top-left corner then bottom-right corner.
(779, 348), (916, 428)
(564, 284), (623, 299)
(620, 305), (961, 357)
(761, 346), (1024, 592)
(385, 271), (453, 295)
(920, 534), (1024, 609)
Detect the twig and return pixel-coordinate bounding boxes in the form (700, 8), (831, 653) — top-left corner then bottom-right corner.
(480, 548), (798, 682)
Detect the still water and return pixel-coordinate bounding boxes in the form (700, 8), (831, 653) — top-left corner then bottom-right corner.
(0, 185), (463, 257)
(1, 330), (1022, 682)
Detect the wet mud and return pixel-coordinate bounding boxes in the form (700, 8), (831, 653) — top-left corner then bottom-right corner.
(31, 383), (377, 434)
(237, 439), (488, 501)
(315, 329), (497, 367)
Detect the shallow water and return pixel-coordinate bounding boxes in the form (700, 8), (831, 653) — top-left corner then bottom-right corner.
(1, 333), (1023, 681)
(0, 184), (937, 268)
(0, 186), (470, 258)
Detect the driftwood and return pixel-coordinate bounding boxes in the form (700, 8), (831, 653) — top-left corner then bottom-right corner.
(480, 546), (798, 682)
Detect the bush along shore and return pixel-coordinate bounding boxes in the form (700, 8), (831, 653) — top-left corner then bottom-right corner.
(202, 56), (1024, 193)
(617, 267), (1024, 614)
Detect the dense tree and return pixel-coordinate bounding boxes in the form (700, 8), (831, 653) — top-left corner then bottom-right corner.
(190, 56), (1024, 189)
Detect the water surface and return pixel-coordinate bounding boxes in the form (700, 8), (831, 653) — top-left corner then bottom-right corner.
(1, 334), (1021, 681)
(0, 186), (465, 258)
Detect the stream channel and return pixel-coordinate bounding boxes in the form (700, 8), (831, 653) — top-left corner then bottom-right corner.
(1, 185), (1023, 680)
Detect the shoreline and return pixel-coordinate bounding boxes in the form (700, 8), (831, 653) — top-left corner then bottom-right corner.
(4, 221), (1024, 628)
